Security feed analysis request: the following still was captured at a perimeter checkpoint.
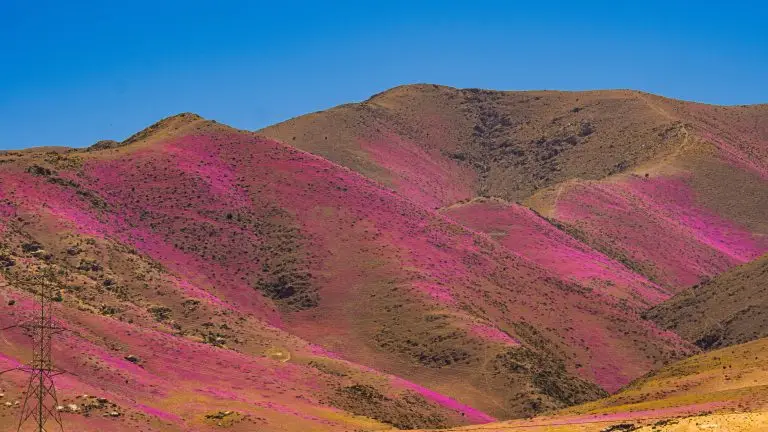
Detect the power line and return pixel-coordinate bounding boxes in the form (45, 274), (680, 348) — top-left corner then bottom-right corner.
(1, 267), (67, 432)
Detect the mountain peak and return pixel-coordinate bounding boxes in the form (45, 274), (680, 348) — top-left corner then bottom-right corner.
(120, 112), (206, 146)
(84, 112), (207, 152)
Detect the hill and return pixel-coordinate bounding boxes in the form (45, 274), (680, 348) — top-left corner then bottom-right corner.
(0, 114), (693, 430)
(0, 85), (766, 431)
(260, 85), (768, 292)
(420, 336), (768, 431)
(260, 85), (683, 206)
(645, 254), (768, 349)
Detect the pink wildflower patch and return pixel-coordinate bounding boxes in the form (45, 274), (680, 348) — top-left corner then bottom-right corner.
(392, 377), (496, 424)
(469, 323), (520, 346)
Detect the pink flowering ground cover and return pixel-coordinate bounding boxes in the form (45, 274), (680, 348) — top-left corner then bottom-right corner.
(553, 175), (767, 290)
(443, 199), (670, 306)
(359, 129), (476, 209)
(0, 124), (695, 427)
(0, 276), (481, 431)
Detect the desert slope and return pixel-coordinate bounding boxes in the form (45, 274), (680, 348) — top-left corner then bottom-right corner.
(419, 336), (768, 431)
(260, 85), (685, 206)
(261, 85), (768, 292)
(441, 197), (669, 306)
(527, 95), (768, 291)
(0, 114), (693, 430)
(646, 254), (768, 349)
(0, 85), (765, 431)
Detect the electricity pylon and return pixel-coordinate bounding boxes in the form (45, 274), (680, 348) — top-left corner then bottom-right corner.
(1, 267), (66, 432)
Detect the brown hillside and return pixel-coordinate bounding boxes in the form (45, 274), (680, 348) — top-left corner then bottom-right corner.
(645, 254), (768, 349)
(260, 84), (686, 205)
(260, 85), (768, 292)
(423, 336), (768, 432)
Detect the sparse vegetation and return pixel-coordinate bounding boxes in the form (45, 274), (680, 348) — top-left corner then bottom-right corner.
(148, 305), (172, 322)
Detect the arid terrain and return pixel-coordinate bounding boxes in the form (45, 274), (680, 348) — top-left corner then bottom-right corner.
(0, 85), (766, 431)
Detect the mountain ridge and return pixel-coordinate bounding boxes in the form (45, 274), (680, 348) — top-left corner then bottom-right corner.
(260, 84), (768, 292)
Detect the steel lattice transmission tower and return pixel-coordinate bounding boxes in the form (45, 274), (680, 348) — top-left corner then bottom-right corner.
(1, 267), (66, 432)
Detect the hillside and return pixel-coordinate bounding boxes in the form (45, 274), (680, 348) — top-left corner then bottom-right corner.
(421, 336), (768, 431)
(441, 197), (668, 306)
(0, 113), (695, 431)
(645, 254), (768, 349)
(260, 85), (684, 206)
(0, 85), (765, 431)
(261, 85), (768, 292)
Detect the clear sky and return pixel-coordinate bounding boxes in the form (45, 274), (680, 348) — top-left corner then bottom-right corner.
(1, 1), (766, 150)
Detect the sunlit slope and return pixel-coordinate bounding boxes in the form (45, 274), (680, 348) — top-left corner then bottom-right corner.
(525, 95), (767, 292)
(441, 197), (669, 307)
(260, 85), (683, 207)
(262, 85), (768, 294)
(0, 115), (691, 429)
(527, 171), (767, 291)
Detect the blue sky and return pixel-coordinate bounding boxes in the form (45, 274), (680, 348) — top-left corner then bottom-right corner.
(1, 1), (766, 150)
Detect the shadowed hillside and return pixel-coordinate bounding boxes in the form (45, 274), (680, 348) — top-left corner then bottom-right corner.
(419, 336), (768, 431)
(645, 254), (768, 349)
